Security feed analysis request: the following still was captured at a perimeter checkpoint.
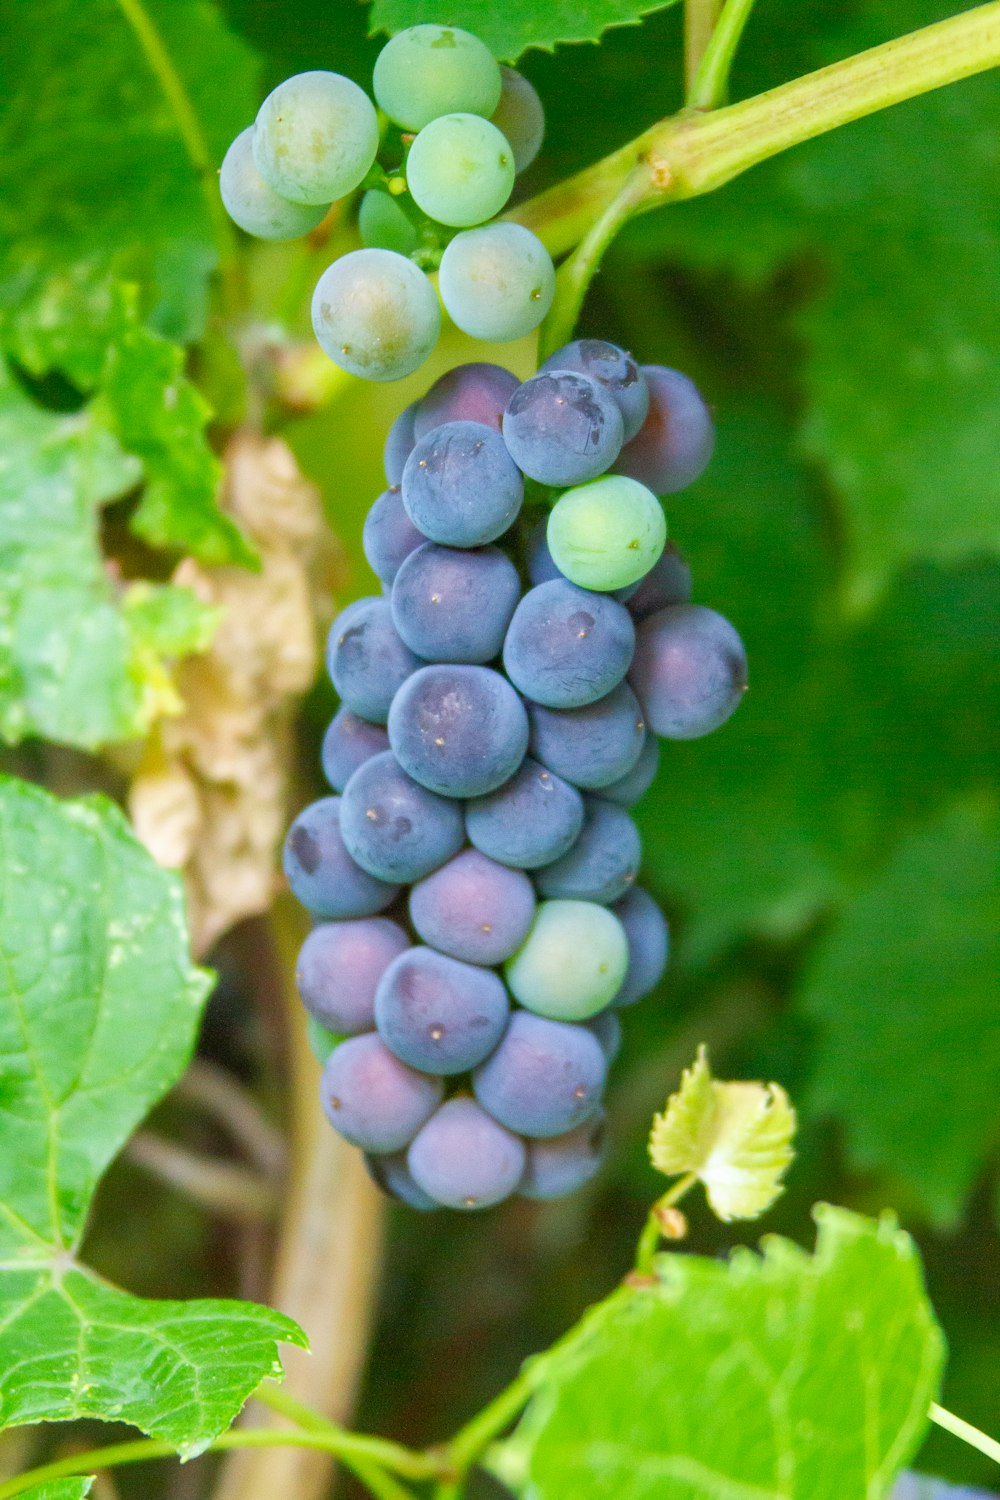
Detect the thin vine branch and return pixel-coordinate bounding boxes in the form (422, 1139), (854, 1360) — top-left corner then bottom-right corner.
(930, 1404), (1000, 1467)
(688, 0), (759, 109)
(684, 0), (724, 96)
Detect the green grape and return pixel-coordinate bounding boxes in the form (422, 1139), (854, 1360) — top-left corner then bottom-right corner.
(254, 71), (379, 205)
(358, 189), (419, 255)
(373, 24), (501, 131)
(406, 114), (515, 228)
(220, 128), (329, 240)
(438, 223), (555, 341)
(547, 475), (667, 591)
(307, 1016), (343, 1066)
(505, 900), (629, 1021)
(311, 248), (441, 382)
(491, 66), (545, 173)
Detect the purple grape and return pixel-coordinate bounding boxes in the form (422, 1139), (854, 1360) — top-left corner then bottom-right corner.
(626, 542), (693, 622)
(598, 732), (660, 806)
(409, 848), (536, 965)
(320, 1033), (443, 1153)
(384, 402), (418, 485)
(375, 946), (510, 1074)
(502, 370), (624, 487)
(629, 604), (748, 739)
(296, 917), (410, 1034)
(540, 339), (649, 441)
(388, 664), (529, 798)
(408, 1097), (526, 1210)
(503, 578), (635, 710)
(413, 362), (519, 439)
(612, 886), (669, 1007)
(326, 597), (423, 725)
(520, 1113), (607, 1200)
(526, 517), (563, 586)
(527, 680), (646, 790)
(586, 1011), (622, 1063)
(536, 798), (641, 905)
(491, 66), (545, 173)
(613, 365), (714, 493)
(363, 487), (425, 585)
(465, 756), (584, 870)
(391, 543), (521, 664)
(283, 796), (400, 918)
(321, 707), (390, 792)
(339, 751), (464, 882)
(402, 420), (523, 547)
(473, 1010), (606, 1138)
(365, 1150), (438, 1210)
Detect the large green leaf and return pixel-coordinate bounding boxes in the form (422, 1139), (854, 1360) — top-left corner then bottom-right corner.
(798, 801), (1000, 1229)
(0, 365), (217, 750)
(0, 778), (305, 1455)
(494, 1206), (945, 1500)
(21, 1484), (93, 1500)
(367, 0), (681, 63)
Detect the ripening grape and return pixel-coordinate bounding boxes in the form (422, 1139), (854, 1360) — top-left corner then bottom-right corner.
(373, 25), (502, 131)
(465, 756), (584, 870)
(505, 899), (629, 1020)
(391, 543), (521, 663)
(491, 65), (545, 173)
(358, 189), (418, 256)
(339, 751), (465, 883)
(536, 799), (641, 905)
(402, 420), (523, 547)
(312, 249), (440, 382)
(629, 604), (748, 739)
(541, 339), (649, 441)
(502, 370), (624, 486)
(587, 1011), (622, 1063)
(409, 848), (536, 965)
(296, 917), (410, 1035)
(502, 578), (635, 709)
(320, 1033), (443, 1153)
(520, 1113), (606, 1200)
(321, 708), (390, 792)
(408, 1097), (526, 1210)
(626, 541), (693, 621)
(365, 1150), (438, 1210)
(384, 404), (418, 485)
(438, 223), (555, 342)
(283, 796), (399, 918)
(220, 128), (329, 240)
(253, 71), (379, 205)
(406, 114), (515, 228)
(614, 365), (715, 493)
(413, 363), (519, 439)
(598, 732), (660, 807)
(473, 1011), (606, 1138)
(389, 664), (529, 798)
(375, 946), (510, 1074)
(547, 474), (666, 592)
(362, 487), (426, 587)
(612, 886), (670, 1007)
(527, 681), (646, 790)
(326, 597), (423, 724)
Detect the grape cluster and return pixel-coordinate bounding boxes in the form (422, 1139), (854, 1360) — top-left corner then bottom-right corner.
(219, 25), (554, 381)
(284, 347), (748, 1211)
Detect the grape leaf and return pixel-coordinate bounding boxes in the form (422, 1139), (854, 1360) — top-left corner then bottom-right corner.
(0, 365), (218, 750)
(798, 800), (1000, 1229)
(21, 1484), (93, 1500)
(649, 1046), (796, 1220)
(0, 0), (257, 364)
(367, 0), (681, 63)
(0, 777), (306, 1455)
(494, 1206), (945, 1500)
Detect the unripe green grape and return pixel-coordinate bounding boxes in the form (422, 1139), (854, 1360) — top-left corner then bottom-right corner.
(254, 71), (379, 205)
(358, 189), (418, 255)
(312, 249), (441, 382)
(505, 900), (629, 1021)
(548, 476), (666, 591)
(439, 223), (555, 341)
(220, 128), (329, 240)
(373, 25), (501, 131)
(406, 114), (515, 228)
(491, 66), (545, 173)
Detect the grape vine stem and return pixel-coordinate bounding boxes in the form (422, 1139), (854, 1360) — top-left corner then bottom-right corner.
(688, 0), (759, 109)
(684, 0), (724, 96)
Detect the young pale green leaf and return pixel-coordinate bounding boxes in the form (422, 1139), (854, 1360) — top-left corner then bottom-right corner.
(20, 1482), (93, 1500)
(494, 1206), (945, 1500)
(0, 778), (306, 1455)
(798, 800), (1000, 1229)
(367, 0), (680, 63)
(649, 1046), (796, 1220)
(0, 366), (219, 750)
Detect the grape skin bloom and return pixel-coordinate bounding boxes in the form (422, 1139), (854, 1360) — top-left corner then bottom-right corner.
(322, 708), (390, 793)
(612, 886), (670, 1007)
(491, 66), (545, 173)
(220, 128), (329, 240)
(506, 899), (630, 1021)
(629, 603), (748, 739)
(413, 363), (518, 439)
(536, 798), (642, 906)
(391, 543), (521, 664)
(339, 751), (465, 883)
(373, 25), (502, 131)
(320, 1033), (443, 1153)
(408, 1097), (526, 1211)
(402, 420), (523, 547)
(312, 249), (441, 382)
(527, 680), (646, 791)
(362, 487), (426, 586)
(326, 597), (422, 725)
(502, 371), (624, 487)
(389, 664), (529, 799)
(439, 224), (555, 342)
(409, 848), (536, 965)
(465, 756), (584, 870)
(406, 114), (515, 228)
(474, 1011), (607, 1138)
(614, 364), (715, 493)
(253, 71), (379, 205)
(375, 946), (510, 1075)
(502, 578), (636, 710)
(520, 1114), (607, 1201)
(541, 338), (649, 441)
(283, 796), (399, 919)
(296, 917), (410, 1035)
